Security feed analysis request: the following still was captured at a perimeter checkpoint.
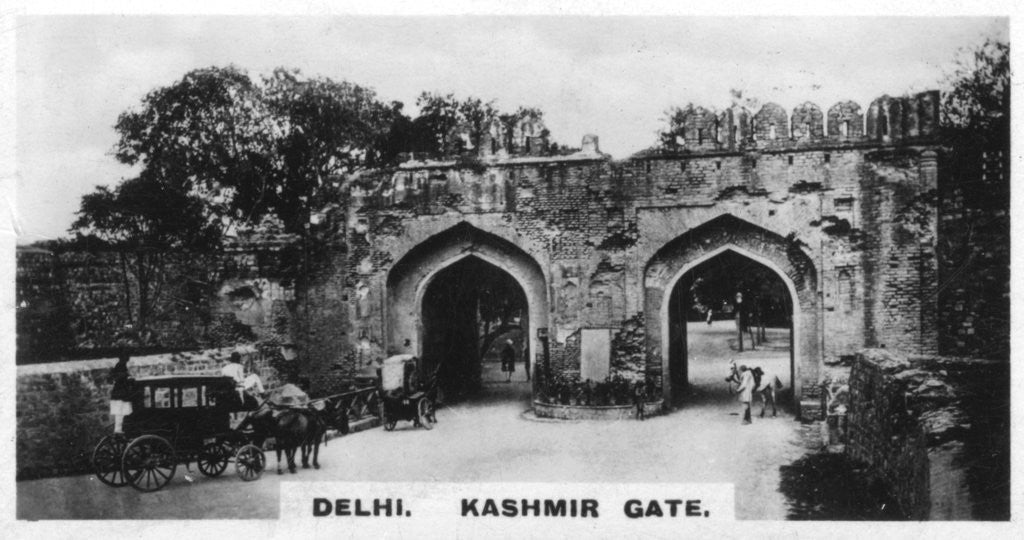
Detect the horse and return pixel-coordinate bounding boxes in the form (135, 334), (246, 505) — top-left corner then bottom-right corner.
(238, 399), (349, 474)
(725, 359), (784, 418)
(299, 397), (350, 471)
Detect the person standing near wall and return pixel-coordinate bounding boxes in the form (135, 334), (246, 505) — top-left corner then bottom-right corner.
(522, 345), (531, 381)
(735, 292), (756, 352)
(109, 351), (133, 434)
(501, 339), (516, 382)
(633, 381), (647, 421)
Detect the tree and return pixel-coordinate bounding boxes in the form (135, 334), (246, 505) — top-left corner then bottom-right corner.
(941, 39), (1009, 147)
(112, 66), (401, 237)
(71, 174), (220, 340)
(935, 38), (1010, 360)
(258, 68), (401, 234)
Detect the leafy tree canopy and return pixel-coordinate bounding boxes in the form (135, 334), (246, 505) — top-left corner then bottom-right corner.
(71, 174), (220, 252)
(941, 39), (1009, 148)
(110, 66), (401, 236)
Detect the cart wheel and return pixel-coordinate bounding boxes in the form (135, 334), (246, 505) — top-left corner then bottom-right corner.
(122, 435), (177, 492)
(92, 434), (129, 487)
(197, 441), (231, 477)
(235, 444), (265, 482)
(417, 398), (434, 430)
(384, 417), (396, 431)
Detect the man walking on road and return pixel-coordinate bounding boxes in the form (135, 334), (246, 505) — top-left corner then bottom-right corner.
(736, 364), (755, 424)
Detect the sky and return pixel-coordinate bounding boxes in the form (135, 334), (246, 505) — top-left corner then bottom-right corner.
(12, 15), (1008, 244)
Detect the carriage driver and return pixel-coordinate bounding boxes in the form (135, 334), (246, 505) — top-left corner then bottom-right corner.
(221, 351), (246, 405)
(242, 358), (266, 408)
(109, 351), (133, 434)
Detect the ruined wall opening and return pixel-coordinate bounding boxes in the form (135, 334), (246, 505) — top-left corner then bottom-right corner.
(666, 249), (794, 409)
(421, 256), (530, 401)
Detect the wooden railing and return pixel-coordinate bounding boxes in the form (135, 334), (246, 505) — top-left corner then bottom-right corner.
(315, 386), (381, 425)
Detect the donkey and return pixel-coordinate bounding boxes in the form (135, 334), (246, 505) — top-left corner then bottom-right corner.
(725, 359), (784, 418)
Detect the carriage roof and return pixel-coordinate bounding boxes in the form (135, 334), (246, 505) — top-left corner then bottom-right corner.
(133, 374), (236, 385)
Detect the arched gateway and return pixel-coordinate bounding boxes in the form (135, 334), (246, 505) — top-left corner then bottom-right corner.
(644, 215), (819, 410)
(323, 95), (940, 417)
(385, 223), (549, 398)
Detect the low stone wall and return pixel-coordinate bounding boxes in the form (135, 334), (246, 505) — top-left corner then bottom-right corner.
(16, 346), (278, 480)
(533, 400), (664, 421)
(845, 349), (1009, 520)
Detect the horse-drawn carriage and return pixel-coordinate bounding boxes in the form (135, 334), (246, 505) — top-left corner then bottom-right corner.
(91, 375), (266, 492)
(380, 354), (438, 431)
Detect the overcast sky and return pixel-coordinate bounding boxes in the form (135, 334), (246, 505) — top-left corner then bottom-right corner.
(14, 15), (1007, 243)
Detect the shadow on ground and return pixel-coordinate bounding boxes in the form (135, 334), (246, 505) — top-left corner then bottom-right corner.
(779, 452), (907, 520)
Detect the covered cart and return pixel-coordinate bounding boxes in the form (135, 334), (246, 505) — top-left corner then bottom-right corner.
(380, 355), (437, 431)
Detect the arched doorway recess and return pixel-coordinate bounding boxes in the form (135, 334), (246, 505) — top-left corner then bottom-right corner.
(644, 215), (819, 413)
(386, 223), (549, 401)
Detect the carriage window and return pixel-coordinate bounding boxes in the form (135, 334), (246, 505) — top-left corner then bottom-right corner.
(182, 387), (199, 407)
(154, 387), (172, 408)
(143, 386), (152, 408)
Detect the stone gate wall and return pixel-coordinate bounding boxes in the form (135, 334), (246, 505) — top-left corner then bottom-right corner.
(319, 91), (944, 412)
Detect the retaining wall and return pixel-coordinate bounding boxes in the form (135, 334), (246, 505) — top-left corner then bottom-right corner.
(845, 348), (1009, 520)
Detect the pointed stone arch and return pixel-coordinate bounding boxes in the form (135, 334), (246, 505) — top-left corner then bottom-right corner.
(385, 222), (549, 379)
(643, 214), (820, 415)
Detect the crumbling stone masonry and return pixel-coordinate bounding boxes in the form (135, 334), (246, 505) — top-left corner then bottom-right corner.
(845, 349), (1009, 519)
(302, 92), (946, 419)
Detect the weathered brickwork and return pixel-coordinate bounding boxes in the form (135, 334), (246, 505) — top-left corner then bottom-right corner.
(845, 349), (1009, 520)
(846, 350), (931, 518)
(936, 142), (1009, 359)
(322, 91), (946, 417)
(16, 233), (297, 364)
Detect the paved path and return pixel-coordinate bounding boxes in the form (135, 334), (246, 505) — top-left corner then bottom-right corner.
(18, 321), (809, 520)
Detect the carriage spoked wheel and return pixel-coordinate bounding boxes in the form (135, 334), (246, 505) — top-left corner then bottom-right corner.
(92, 434), (129, 487)
(384, 417), (397, 431)
(234, 444), (265, 482)
(122, 435), (177, 492)
(197, 441), (232, 477)
(417, 398), (435, 430)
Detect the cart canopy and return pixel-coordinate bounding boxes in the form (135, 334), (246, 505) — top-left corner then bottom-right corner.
(268, 383), (310, 408)
(381, 354), (416, 392)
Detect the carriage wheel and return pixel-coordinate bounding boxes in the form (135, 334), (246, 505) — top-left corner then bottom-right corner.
(92, 435), (129, 487)
(417, 398), (434, 430)
(197, 441), (231, 477)
(235, 444), (265, 482)
(122, 435), (177, 492)
(384, 417), (397, 431)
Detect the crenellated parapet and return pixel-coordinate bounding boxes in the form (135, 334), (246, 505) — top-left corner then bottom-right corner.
(648, 90), (940, 157)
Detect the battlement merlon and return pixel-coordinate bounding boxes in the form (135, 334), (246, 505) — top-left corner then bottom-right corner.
(638, 90), (941, 158)
(388, 90), (940, 170)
